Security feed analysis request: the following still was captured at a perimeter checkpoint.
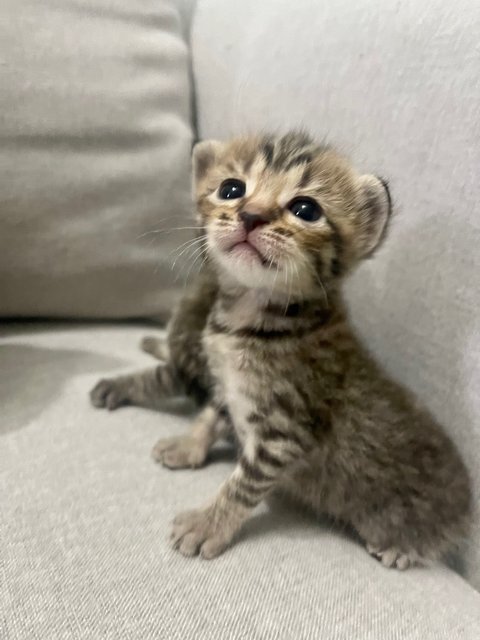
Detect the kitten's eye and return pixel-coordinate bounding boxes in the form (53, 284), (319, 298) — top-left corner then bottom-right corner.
(218, 179), (246, 200)
(288, 198), (322, 222)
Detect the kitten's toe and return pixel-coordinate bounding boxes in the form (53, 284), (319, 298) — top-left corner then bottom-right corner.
(151, 436), (206, 469)
(366, 542), (381, 556)
(200, 537), (228, 560)
(394, 554), (411, 571)
(170, 507), (230, 559)
(140, 335), (168, 361)
(170, 508), (207, 556)
(177, 532), (202, 557)
(367, 544), (414, 570)
(172, 509), (198, 528)
(89, 379), (129, 411)
(90, 379), (111, 408)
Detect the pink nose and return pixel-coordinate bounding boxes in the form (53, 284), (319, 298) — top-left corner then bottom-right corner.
(239, 211), (269, 233)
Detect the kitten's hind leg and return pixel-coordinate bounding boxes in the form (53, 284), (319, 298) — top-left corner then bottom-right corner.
(140, 335), (169, 361)
(90, 363), (182, 411)
(152, 404), (231, 469)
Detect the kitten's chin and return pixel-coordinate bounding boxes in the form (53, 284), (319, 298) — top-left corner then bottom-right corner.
(229, 241), (267, 265)
(211, 243), (280, 290)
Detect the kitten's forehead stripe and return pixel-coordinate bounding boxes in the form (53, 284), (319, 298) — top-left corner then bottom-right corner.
(284, 152), (313, 171)
(299, 165), (312, 189)
(256, 132), (317, 173)
(243, 152), (256, 174)
(262, 139), (275, 167)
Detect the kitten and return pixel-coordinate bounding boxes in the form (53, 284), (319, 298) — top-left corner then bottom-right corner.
(91, 132), (472, 569)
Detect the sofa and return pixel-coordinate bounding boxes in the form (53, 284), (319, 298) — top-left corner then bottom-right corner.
(2, 0), (480, 637)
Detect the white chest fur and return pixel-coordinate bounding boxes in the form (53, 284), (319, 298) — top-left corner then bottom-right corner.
(206, 331), (258, 460)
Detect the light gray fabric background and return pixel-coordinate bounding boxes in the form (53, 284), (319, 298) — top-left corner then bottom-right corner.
(2, 324), (480, 639)
(192, 0), (480, 588)
(2, 0), (480, 636)
(0, 0), (193, 319)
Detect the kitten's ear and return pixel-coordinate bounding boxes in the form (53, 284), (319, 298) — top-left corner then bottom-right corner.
(355, 175), (392, 258)
(192, 140), (224, 182)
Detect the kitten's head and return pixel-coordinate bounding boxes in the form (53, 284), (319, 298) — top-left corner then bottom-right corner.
(193, 132), (391, 298)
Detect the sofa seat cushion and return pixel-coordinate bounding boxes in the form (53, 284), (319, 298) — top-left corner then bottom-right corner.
(2, 323), (480, 639)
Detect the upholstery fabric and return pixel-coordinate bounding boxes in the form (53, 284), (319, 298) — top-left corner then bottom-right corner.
(191, 0), (480, 588)
(0, 0), (193, 319)
(2, 324), (480, 639)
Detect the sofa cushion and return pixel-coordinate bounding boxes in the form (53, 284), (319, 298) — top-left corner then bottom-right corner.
(191, 0), (480, 589)
(2, 323), (480, 638)
(0, 0), (193, 319)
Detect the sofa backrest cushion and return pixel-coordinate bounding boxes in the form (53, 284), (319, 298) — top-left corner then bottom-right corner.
(0, 0), (193, 319)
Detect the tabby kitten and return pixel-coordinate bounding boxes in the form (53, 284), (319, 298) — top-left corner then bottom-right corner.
(91, 132), (471, 569)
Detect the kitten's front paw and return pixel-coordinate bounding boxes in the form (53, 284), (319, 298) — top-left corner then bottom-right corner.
(152, 436), (207, 469)
(90, 378), (130, 411)
(170, 507), (232, 559)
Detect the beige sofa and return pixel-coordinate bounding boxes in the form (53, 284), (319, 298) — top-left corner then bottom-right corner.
(2, 0), (480, 637)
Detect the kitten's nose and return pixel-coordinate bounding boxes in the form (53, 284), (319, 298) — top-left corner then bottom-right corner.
(239, 211), (269, 233)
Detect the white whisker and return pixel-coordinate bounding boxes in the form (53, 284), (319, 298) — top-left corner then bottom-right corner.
(137, 226), (203, 240)
(292, 259), (301, 294)
(170, 236), (208, 271)
(172, 240), (209, 274)
(182, 246), (210, 284)
(314, 271), (330, 308)
(285, 256), (294, 314)
(271, 260), (281, 299)
(188, 252), (210, 285)
(267, 255), (277, 300)
(170, 234), (207, 256)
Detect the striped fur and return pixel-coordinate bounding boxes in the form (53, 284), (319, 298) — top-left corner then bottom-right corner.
(91, 132), (471, 570)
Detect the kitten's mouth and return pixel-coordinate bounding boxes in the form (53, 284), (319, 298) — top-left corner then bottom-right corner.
(228, 240), (270, 267)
